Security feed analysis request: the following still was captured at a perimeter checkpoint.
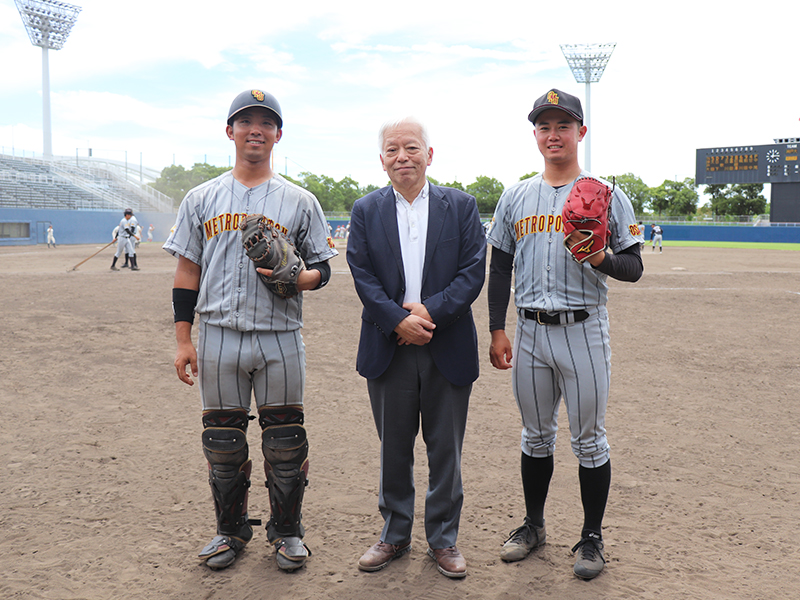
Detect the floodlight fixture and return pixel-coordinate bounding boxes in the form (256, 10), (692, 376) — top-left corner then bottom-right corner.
(15, 0), (82, 158)
(559, 43), (616, 172)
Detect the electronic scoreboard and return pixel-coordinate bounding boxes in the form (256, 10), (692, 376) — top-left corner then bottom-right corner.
(696, 141), (800, 185)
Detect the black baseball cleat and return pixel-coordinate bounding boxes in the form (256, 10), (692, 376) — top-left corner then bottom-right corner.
(572, 534), (605, 579)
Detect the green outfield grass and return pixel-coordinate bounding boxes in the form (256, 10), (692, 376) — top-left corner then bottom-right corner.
(654, 241), (800, 251)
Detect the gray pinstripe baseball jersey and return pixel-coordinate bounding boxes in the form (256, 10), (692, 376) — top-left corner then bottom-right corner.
(488, 172), (638, 467)
(163, 171), (337, 332)
(487, 172), (637, 312)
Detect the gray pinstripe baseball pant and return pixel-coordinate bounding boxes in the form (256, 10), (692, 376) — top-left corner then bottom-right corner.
(511, 308), (611, 469)
(197, 322), (305, 411)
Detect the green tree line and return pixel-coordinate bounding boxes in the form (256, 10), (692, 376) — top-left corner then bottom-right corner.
(151, 163), (767, 218)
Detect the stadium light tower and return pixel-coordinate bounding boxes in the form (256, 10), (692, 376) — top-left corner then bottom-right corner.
(559, 43), (616, 172)
(15, 0), (82, 158)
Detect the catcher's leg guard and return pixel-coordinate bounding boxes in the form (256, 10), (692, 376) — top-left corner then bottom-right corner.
(198, 409), (254, 569)
(259, 405), (309, 544)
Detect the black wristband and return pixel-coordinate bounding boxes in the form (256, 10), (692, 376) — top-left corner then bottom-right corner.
(172, 288), (199, 323)
(307, 261), (331, 290)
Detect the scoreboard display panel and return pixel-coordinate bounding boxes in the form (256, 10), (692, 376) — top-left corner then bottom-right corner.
(696, 143), (800, 185)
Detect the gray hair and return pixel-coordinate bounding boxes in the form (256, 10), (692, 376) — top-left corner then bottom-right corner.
(378, 117), (431, 156)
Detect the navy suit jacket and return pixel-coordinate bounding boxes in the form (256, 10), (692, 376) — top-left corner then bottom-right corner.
(347, 183), (486, 387)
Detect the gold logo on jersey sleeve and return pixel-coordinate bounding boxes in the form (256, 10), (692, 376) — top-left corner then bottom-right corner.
(629, 223), (642, 236)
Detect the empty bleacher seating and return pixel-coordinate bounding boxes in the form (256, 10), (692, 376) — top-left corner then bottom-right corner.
(0, 154), (174, 213)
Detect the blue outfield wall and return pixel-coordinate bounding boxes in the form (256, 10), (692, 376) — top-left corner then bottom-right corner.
(642, 224), (800, 244)
(322, 220), (800, 244)
(3, 210), (799, 246)
(0, 208), (178, 246)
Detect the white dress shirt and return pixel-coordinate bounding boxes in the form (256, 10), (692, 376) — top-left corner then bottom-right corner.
(394, 182), (429, 304)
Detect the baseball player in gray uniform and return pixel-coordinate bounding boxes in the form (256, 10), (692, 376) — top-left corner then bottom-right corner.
(163, 89), (337, 572)
(111, 209), (139, 270)
(486, 89), (642, 579)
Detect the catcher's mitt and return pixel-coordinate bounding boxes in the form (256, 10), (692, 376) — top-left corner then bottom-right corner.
(239, 214), (305, 299)
(561, 177), (613, 263)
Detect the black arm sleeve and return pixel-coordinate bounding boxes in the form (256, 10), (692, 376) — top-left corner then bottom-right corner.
(593, 243), (643, 282)
(488, 246), (514, 331)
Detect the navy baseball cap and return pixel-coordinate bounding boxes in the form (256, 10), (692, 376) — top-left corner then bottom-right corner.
(227, 89), (283, 128)
(528, 89), (584, 125)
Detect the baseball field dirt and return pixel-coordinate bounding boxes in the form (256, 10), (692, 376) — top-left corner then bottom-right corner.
(0, 241), (797, 599)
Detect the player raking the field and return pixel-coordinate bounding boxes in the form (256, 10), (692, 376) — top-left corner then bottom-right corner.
(111, 208), (139, 271)
(163, 89), (337, 572)
(486, 88), (643, 579)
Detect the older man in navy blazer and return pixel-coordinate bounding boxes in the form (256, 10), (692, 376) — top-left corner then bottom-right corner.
(347, 117), (486, 578)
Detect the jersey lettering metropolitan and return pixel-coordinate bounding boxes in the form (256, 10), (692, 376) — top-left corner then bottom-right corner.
(514, 214), (563, 241)
(203, 212), (288, 241)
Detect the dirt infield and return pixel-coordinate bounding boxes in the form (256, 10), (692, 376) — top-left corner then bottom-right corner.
(1, 242), (798, 600)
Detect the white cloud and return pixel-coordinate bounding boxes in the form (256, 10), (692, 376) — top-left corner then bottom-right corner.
(1, 0), (798, 195)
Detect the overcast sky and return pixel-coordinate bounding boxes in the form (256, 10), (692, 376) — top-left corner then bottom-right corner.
(1, 0), (798, 196)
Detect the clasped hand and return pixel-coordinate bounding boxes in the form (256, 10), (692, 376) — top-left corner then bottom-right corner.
(395, 302), (435, 345)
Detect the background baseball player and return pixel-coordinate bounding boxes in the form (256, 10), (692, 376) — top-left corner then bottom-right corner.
(636, 221), (645, 249)
(46, 224), (56, 248)
(163, 89), (337, 572)
(111, 225), (128, 268)
(110, 209), (139, 271)
(486, 88), (643, 579)
(651, 223), (664, 252)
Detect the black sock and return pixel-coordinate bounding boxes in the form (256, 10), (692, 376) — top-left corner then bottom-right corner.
(521, 453), (553, 528)
(111, 256), (118, 268)
(579, 460), (611, 538)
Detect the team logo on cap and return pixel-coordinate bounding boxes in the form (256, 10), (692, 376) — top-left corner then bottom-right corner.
(251, 90), (265, 102)
(547, 90), (559, 106)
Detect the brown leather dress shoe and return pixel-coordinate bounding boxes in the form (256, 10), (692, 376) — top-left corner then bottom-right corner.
(358, 540), (412, 572)
(427, 546), (467, 578)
